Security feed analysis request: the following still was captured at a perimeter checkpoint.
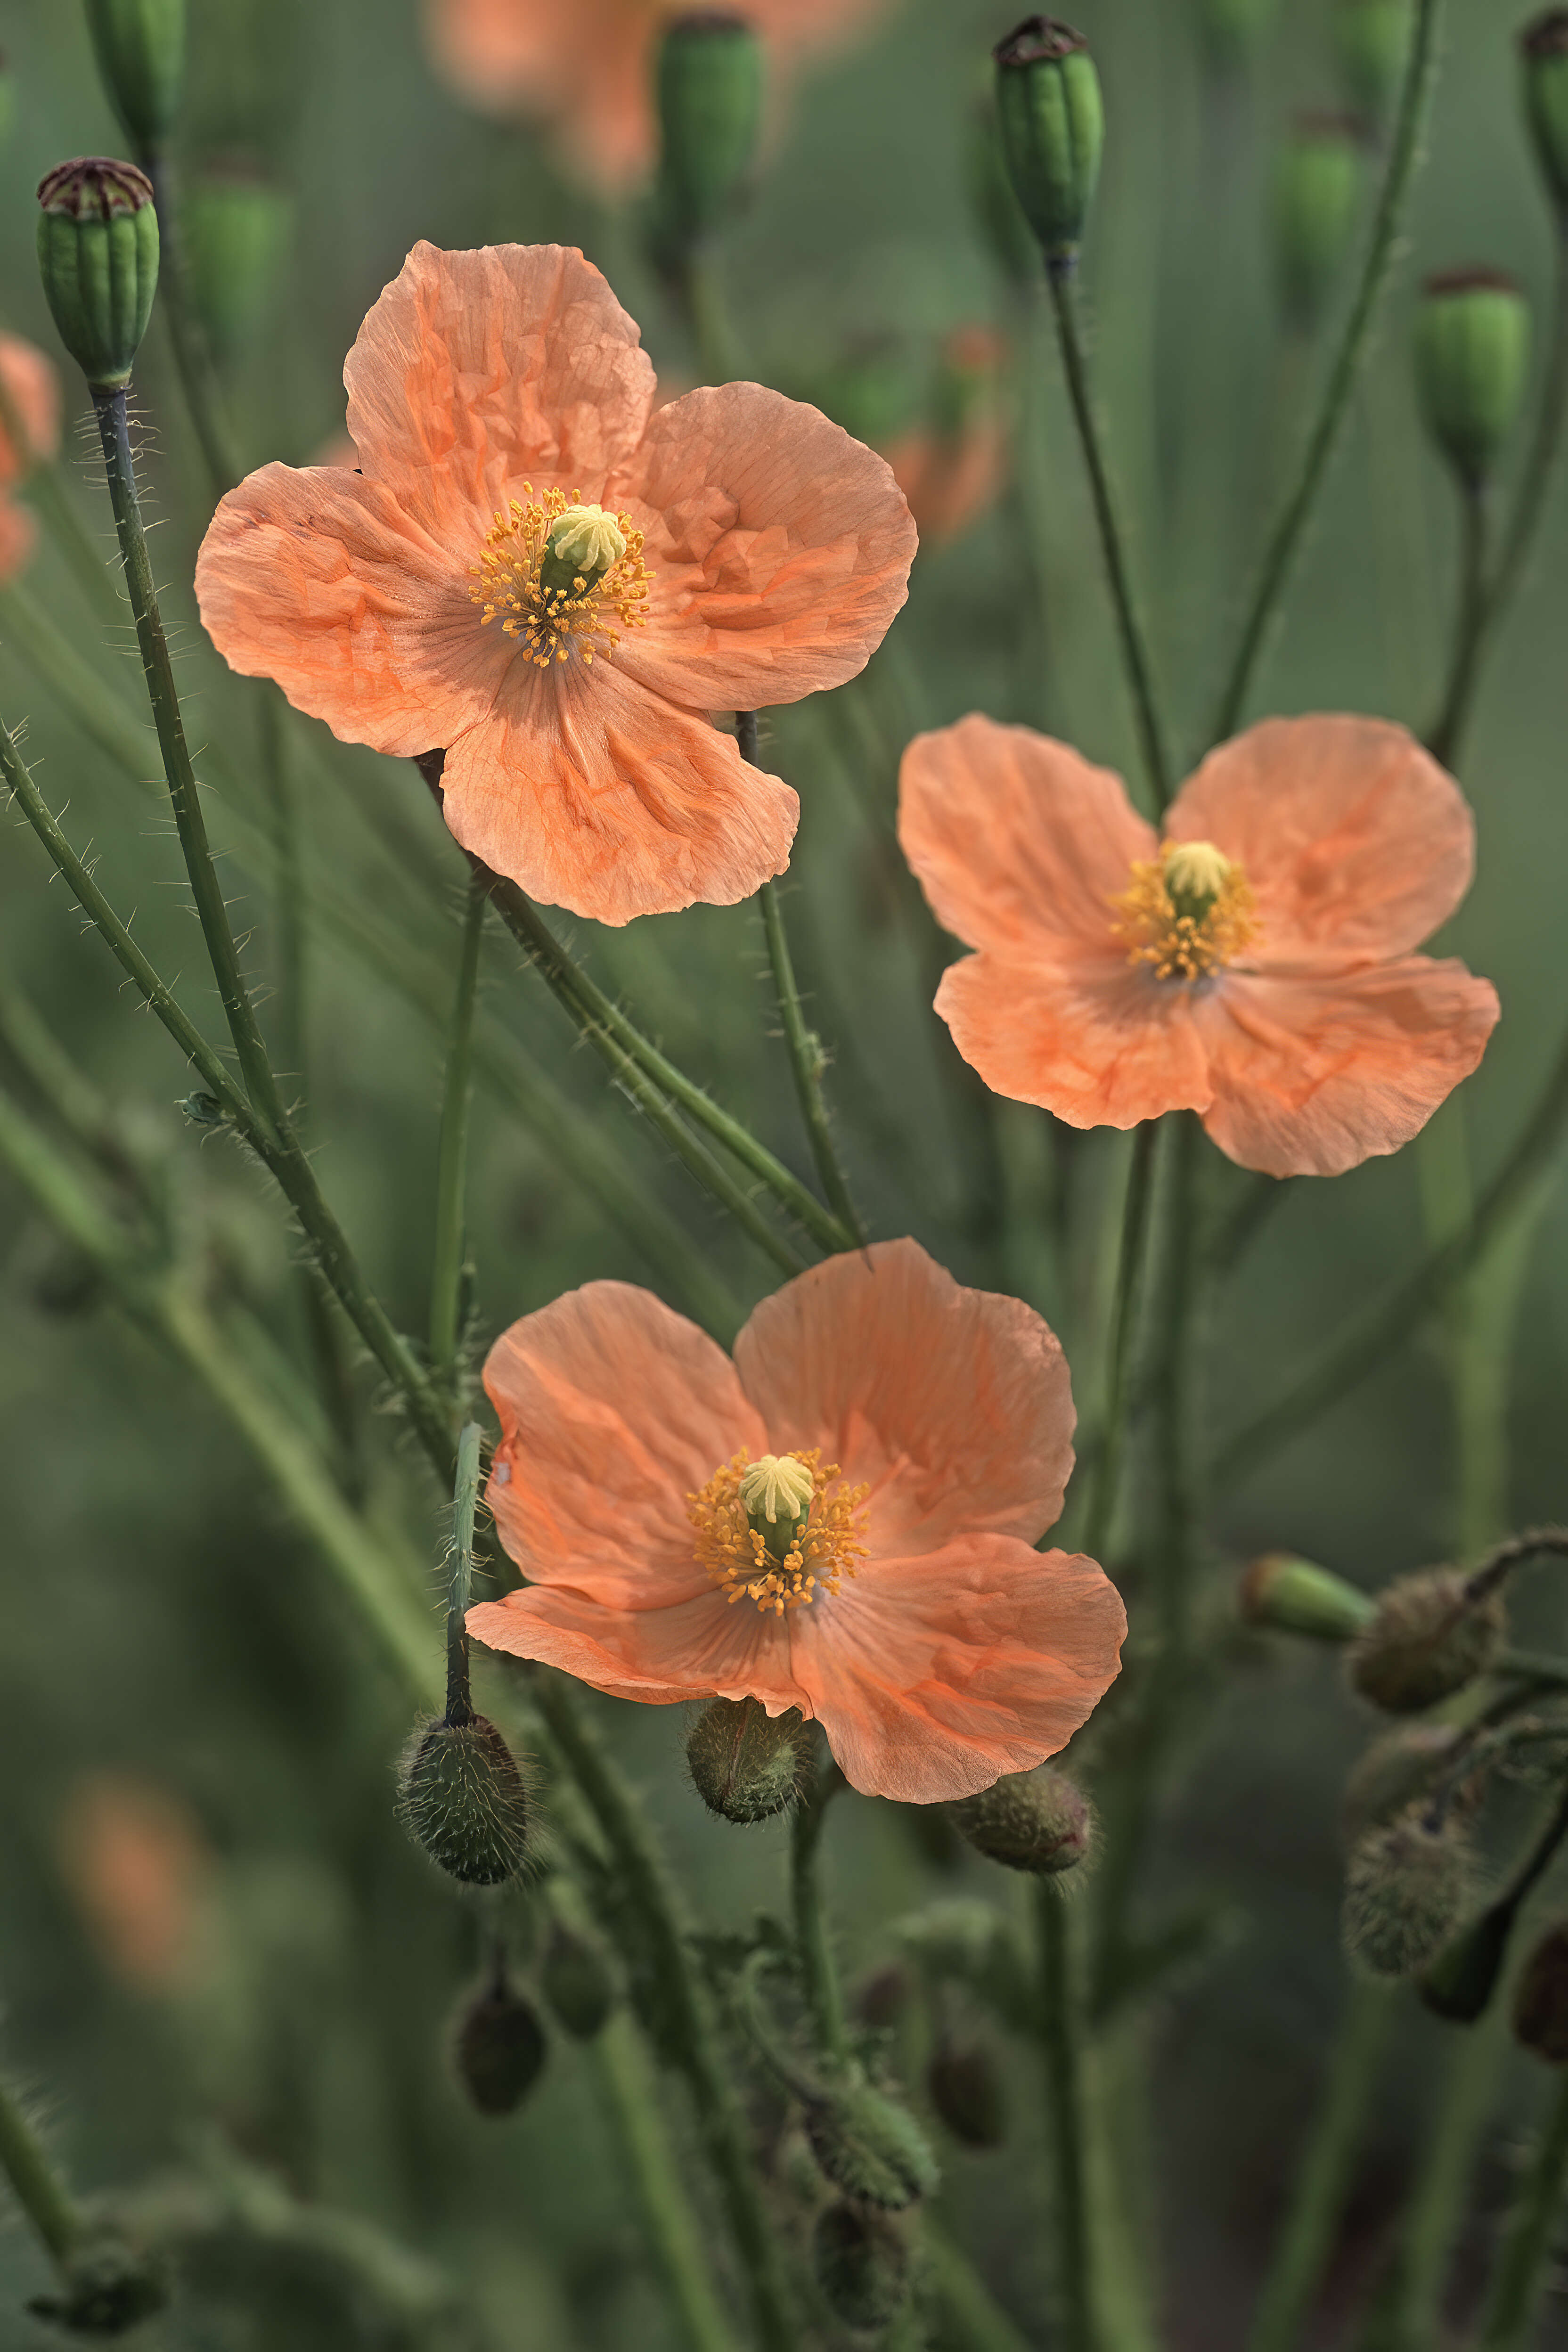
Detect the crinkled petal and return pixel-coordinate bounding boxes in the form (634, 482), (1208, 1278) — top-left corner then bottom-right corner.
(733, 1238), (1075, 1553)
(466, 1583), (808, 1708)
(934, 953), (1211, 1130)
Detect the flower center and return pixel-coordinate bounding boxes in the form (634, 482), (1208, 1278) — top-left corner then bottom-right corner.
(469, 486), (652, 670)
(1110, 838), (1260, 981)
(687, 1448), (870, 1616)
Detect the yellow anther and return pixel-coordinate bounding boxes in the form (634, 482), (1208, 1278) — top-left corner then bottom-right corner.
(1110, 838), (1261, 982)
(466, 483), (651, 671)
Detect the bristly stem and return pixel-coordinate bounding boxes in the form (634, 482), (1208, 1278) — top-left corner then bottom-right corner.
(1045, 261), (1174, 809)
(446, 1421), (483, 1726)
(1037, 1887), (1097, 2351)
(430, 875), (488, 1393)
(790, 1762), (849, 2067)
(0, 2071), (83, 2267)
(1082, 1121), (1158, 1561)
(1210, 0), (1444, 743)
(1473, 2066), (1568, 2352)
(1425, 474), (1492, 771)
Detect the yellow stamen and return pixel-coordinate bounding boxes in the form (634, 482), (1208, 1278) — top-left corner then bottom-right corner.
(1110, 837), (1260, 981)
(467, 482), (652, 671)
(688, 1448), (870, 1617)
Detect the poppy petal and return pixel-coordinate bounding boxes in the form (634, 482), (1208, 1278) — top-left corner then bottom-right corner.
(933, 953), (1212, 1129)
(466, 1584), (807, 1710)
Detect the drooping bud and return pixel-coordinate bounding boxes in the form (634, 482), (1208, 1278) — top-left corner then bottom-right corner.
(36, 159), (160, 392)
(1420, 1895), (1517, 2025)
(1348, 1567), (1507, 1714)
(540, 1920), (616, 2041)
(26, 2231), (170, 2334)
(1342, 1808), (1472, 1977)
(1414, 270), (1531, 489)
(1522, 13), (1568, 220)
(927, 2035), (1008, 2149)
(968, 100), (1038, 287)
(949, 1765), (1095, 1876)
(653, 14), (763, 250)
(1272, 114), (1364, 332)
(398, 1713), (532, 1887)
(1512, 1922), (1568, 2061)
(811, 2200), (911, 2331)
(686, 1695), (814, 1824)
(451, 1973), (548, 2115)
(1195, 0), (1279, 72)
(992, 19), (1104, 271)
(1342, 1724), (1465, 1843)
(83, 0), (185, 158)
(1240, 1552), (1375, 1642)
(1332, 0), (1414, 127)
(805, 2076), (940, 2209)
(183, 166), (290, 364)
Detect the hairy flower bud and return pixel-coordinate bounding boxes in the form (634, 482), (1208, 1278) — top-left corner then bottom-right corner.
(1512, 1921), (1568, 2061)
(1273, 114), (1364, 331)
(1342, 1809), (1472, 1977)
(1414, 270), (1531, 490)
(83, 0), (185, 157)
(184, 167), (290, 363)
(1332, 0), (1414, 125)
(27, 2232), (169, 2335)
(1522, 13), (1568, 218)
(540, 1920), (615, 2041)
(1348, 1567), (1507, 1714)
(398, 1713), (531, 1887)
(812, 2200), (911, 2331)
(927, 2034), (1008, 2149)
(993, 19), (1104, 270)
(1240, 1552), (1375, 1642)
(452, 1974), (548, 2115)
(805, 2077), (941, 2209)
(653, 14), (762, 249)
(686, 1695), (814, 1824)
(949, 1765), (1095, 1875)
(1342, 1724), (1465, 1844)
(36, 158), (159, 392)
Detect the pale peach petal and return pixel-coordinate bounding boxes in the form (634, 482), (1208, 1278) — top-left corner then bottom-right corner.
(733, 1238), (1074, 1555)
(195, 463), (505, 756)
(789, 1541), (1127, 1803)
(467, 1584), (807, 1710)
(1169, 716), (1476, 963)
(425, 0), (587, 111)
(1192, 959), (1501, 1177)
(440, 659), (799, 923)
(608, 384), (916, 710)
(344, 243), (655, 541)
(0, 335), (60, 480)
(899, 716), (1157, 960)
(482, 1281), (766, 1610)
(933, 953), (1212, 1129)
(0, 497), (39, 584)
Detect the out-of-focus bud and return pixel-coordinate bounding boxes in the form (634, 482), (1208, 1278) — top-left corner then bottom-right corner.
(805, 2077), (941, 2209)
(653, 13), (762, 251)
(1415, 270), (1532, 488)
(1195, 0), (1279, 71)
(83, 0), (184, 160)
(36, 158), (159, 392)
(927, 2034), (1008, 2149)
(0, 55), (14, 155)
(1332, 0), (1414, 127)
(1522, 13), (1568, 219)
(183, 166), (290, 364)
(1420, 1894), (1517, 2025)
(969, 99), (1037, 287)
(540, 1920), (615, 2041)
(1273, 114), (1364, 331)
(949, 1765), (1095, 1876)
(1348, 1566), (1508, 1713)
(0, 332), (62, 484)
(1512, 1921), (1568, 2060)
(854, 1962), (911, 2031)
(992, 18), (1103, 271)
(1342, 1724), (1465, 1844)
(1342, 1808), (1472, 1977)
(27, 2231), (170, 2335)
(1240, 1552), (1376, 1642)
(452, 1973), (548, 2115)
(686, 1696), (814, 1824)
(812, 2200), (911, 2331)
(886, 326), (1009, 547)
(398, 1713), (532, 1887)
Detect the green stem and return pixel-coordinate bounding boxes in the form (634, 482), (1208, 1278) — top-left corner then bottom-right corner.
(1426, 474), (1493, 772)
(0, 2074), (83, 2267)
(1082, 1122), (1158, 1561)
(1364, 2009), (1507, 2352)
(790, 1770), (849, 2066)
(259, 693), (307, 1091)
(1210, 0), (1444, 740)
(430, 876), (487, 1388)
(1473, 2068), (1568, 2352)
(923, 2218), (1037, 2352)
(1045, 262), (1173, 808)
(446, 1421), (482, 1725)
(673, 248), (740, 386)
(755, 868), (865, 1252)
(1037, 1886), (1097, 2351)
(146, 153), (242, 504)
(1246, 1981), (1395, 2352)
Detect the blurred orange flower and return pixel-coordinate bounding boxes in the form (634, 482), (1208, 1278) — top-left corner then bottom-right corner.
(885, 327), (1009, 547)
(196, 242), (915, 926)
(898, 714), (1500, 1178)
(58, 1773), (211, 1994)
(467, 1238), (1126, 1804)
(425, 0), (888, 191)
(0, 331), (62, 583)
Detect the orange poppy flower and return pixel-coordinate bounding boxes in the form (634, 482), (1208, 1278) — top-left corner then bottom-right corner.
(898, 714), (1499, 1178)
(195, 243), (915, 927)
(0, 331), (62, 583)
(425, 0), (888, 192)
(466, 1239), (1126, 1804)
(58, 1773), (211, 1994)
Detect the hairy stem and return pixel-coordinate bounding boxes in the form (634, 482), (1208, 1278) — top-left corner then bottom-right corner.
(791, 1770), (849, 2067)
(430, 875), (488, 1390)
(446, 1421), (483, 1726)
(755, 866), (865, 1247)
(1037, 1888), (1098, 2350)
(1426, 474), (1493, 772)
(0, 2074), (83, 2268)
(1473, 2066), (1568, 2352)
(1083, 1122), (1158, 1561)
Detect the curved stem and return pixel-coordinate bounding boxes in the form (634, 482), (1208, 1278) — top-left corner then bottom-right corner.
(429, 875), (487, 1390)
(1426, 474), (1493, 771)
(755, 868), (866, 1251)
(1474, 2067), (1568, 2352)
(1045, 263), (1173, 808)
(1210, 0), (1445, 741)
(0, 2073), (84, 2268)
(1082, 1122), (1158, 1561)
(790, 1769), (849, 2067)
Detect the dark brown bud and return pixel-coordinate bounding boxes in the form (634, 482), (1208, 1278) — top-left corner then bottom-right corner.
(452, 1975), (548, 2116)
(949, 1765), (1094, 1875)
(927, 2034), (1008, 2149)
(1513, 1922), (1568, 2062)
(1348, 1569), (1506, 1713)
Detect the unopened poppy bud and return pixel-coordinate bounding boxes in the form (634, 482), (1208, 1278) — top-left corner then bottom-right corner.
(805, 2076), (940, 2209)
(36, 158), (159, 392)
(949, 1765), (1094, 1875)
(1522, 14), (1568, 219)
(1332, 0), (1414, 126)
(992, 18), (1104, 271)
(1195, 0), (1278, 70)
(83, 0), (185, 157)
(1415, 269), (1531, 489)
(183, 167), (290, 364)
(1273, 115), (1364, 331)
(540, 1920), (615, 2040)
(969, 101), (1037, 287)
(1512, 1922), (1568, 2061)
(686, 1695), (814, 1823)
(653, 14), (762, 248)
(1240, 1552), (1375, 1642)
(452, 1973), (548, 2115)
(398, 1713), (531, 1887)
(1342, 1808), (1472, 1977)
(855, 1961), (911, 2030)
(811, 2200), (911, 2331)
(1342, 1724), (1464, 1843)
(27, 2231), (170, 2334)
(927, 2034), (1008, 2148)
(1348, 1567), (1507, 1714)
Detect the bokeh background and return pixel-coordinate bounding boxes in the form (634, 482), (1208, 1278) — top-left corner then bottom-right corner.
(0, 0), (1565, 2344)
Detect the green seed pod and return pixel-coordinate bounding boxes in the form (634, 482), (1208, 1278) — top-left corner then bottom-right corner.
(968, 100), (1037, 287)
(1342, 1808), (1472, 1978)
(1273, 114), (1364, 331)
(1240, 1552), (1376, 1642)
(1414, 270), (1532, 489)
(812, 2200), (911, 2332)
(27, 2231), (170, 2334)
(1342, 1724), (1465, 1844)
(36, 158), (160, 392)
(1195, 0), (1279, 70)
(540, 1920), (615, 2041)
(993, 18), (1104, 270)
(183, 167), (290, 364)
(83, 0), (185, 157)
(452, 1975), (548, 2116)
(927, 2035), (1008, 2149)
(653, 13), (762, 249)
(949, 1765), (1095, 1876)
(1348, 1565), (1508, 1713)
(1521, 14), (1568, 219)
(805, 2077), (941, 2210)
(1332, 0), (1414, 126)
(1512, 1921), (1568, 2061)
(686, 1696), (814, 1824)
(398, 1713), (531, 1887)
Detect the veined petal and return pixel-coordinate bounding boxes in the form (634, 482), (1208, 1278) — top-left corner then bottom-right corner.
(467, 1584), (807, 1710)
(933, 953), (1212, 1129)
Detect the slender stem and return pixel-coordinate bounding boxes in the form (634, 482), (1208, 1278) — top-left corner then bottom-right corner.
(0, 2074), (83, 2267)
(1045, 262), (1173, 808)
(1473, 2068), (1568, 2352)
(1083, 1122), (1158, 1561)
(1426, 474), (1493, 771)
(672, 248), (741, 387)
(1037, 1886), (1096, 2351)
(1210, 0), (1444, 740)
(146, 154), (242, 504)
(1245, 1981), (1395, 2352)
(259, 693), (307, 1090)
(754, 873), (865, 1245)
(923, 2218), (1037, 2352)
(430, 877), (487, 1388)
(790, 1771), (849, 2066)
(446, 1421), (482, 1726)
(1366, 2009), (1507, 2352)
